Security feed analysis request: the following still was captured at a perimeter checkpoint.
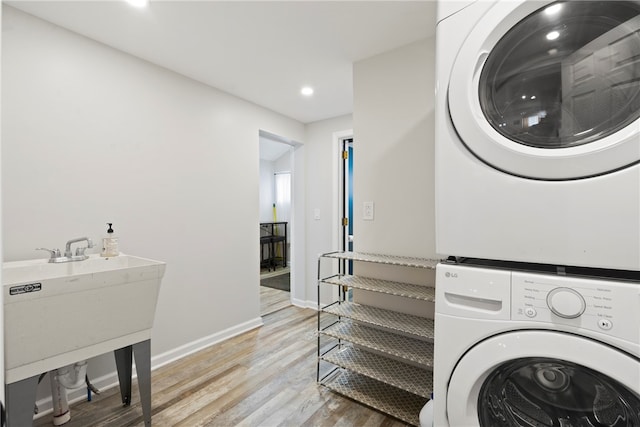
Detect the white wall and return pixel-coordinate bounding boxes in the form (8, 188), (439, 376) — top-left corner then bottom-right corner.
(259, 159), (275, 222)
(273, 150), (293, 224)
(0, 2), (4, 405)
(2, 5), (304, 404)
(273, 150), (292, 174)
(352, 38), (436, 316)
(353, 38), (436, 258)
(290, 142), (306, 306)
(259, 145), (294, 223)
(303, 114), (353, 307)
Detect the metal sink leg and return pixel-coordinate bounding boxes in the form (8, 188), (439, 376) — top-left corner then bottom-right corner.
(114, 339), (152, 426)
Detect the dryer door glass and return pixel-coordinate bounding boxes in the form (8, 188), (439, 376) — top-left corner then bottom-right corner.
(479, 1), (640, 149)
(477, 357), (640, 426)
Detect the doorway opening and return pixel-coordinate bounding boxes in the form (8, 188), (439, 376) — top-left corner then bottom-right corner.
(341, 138), (354, 265)
(259, 131), (296, 316)
(335, 133), (354, 280)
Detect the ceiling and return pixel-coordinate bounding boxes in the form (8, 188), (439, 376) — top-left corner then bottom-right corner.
(259, 137), (291, 162)
(6, 1), (437, 125)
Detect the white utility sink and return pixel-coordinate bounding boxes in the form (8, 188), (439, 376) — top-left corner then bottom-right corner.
(3, 254), (165, 384)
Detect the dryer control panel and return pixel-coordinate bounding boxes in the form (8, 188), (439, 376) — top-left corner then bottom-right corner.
(511, 272), (640, 344)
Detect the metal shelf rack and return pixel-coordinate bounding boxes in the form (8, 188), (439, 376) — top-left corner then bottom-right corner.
(317, 251), (439, 426)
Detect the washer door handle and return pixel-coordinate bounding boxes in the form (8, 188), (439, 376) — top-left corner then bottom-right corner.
(473, 52), (489, 78)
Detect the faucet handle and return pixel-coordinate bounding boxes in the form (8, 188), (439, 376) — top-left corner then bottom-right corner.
(75, 247), (88, 256)
(74, 239), (94, 257)
(36, 248), (61, 259)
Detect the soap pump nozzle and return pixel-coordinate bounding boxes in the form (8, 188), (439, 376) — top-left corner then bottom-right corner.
(107, 223), (114, 234)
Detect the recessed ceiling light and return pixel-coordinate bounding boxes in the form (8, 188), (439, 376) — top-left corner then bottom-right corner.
(301, 87), (314, 96)
(126, 0), (148, 8)
(544, 4), (562, 15)
(546, 31), (560, 41)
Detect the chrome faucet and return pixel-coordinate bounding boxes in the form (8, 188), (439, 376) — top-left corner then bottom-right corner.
(36, 237), (94, 263)
(64, 237), (94, 259)
(36, 248), (62, 262)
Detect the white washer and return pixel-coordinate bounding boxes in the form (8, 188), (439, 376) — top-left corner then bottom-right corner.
(435, 0), (640, 270)
(433, 262), (640, 426)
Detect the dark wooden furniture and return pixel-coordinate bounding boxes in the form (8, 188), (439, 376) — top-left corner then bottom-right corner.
(260, 222), (288, 271)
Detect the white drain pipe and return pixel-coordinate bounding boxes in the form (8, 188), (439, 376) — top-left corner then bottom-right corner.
(57, 361), (87, 390)
(49, 361), (87, 426)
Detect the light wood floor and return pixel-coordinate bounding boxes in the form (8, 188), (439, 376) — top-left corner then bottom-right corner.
(260, 286), (290, 316)
(34, 306), (408, 427)
(260, 266), (291, 315)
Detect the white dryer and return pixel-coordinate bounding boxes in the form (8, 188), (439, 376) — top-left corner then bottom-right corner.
(435, 0), (640, 270)
(433, 262), (640, 426)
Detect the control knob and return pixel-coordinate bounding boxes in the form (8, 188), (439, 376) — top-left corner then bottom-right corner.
(546, 287), (585, 319)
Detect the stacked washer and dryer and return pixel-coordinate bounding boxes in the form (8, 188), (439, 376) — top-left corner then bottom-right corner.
(431, 1), (640, 426)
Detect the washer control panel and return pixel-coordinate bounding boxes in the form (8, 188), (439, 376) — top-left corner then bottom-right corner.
(511, 272), (640, 343)
(546, 287), (585, 319)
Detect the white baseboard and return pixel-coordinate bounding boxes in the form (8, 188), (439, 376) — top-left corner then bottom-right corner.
(34, 316), (264, 420)
(291, 297), (317, 310)
(151, 316), (263, 370)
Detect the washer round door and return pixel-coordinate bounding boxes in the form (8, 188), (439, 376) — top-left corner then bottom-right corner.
(449, 0), (640, 180)
(446, 331), (640, 426)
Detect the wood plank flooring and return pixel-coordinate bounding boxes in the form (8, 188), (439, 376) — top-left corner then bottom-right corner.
(260, 267), (291, 315)
(34, 306), (409, 427)
(260, 286), (290, 316)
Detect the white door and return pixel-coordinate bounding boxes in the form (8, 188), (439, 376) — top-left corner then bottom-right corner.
(446, 331), (640, 426)
(448, 1), (640, 180)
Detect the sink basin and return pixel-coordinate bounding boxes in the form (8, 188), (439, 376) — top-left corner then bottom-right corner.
(3, 254), (165, 384)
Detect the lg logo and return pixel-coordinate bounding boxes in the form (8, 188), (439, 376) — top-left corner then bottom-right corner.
(445, 272), (458, 278)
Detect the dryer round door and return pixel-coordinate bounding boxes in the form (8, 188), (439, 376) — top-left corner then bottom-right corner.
(446, 331), (640, 426)
(449, 0), (640, 180)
